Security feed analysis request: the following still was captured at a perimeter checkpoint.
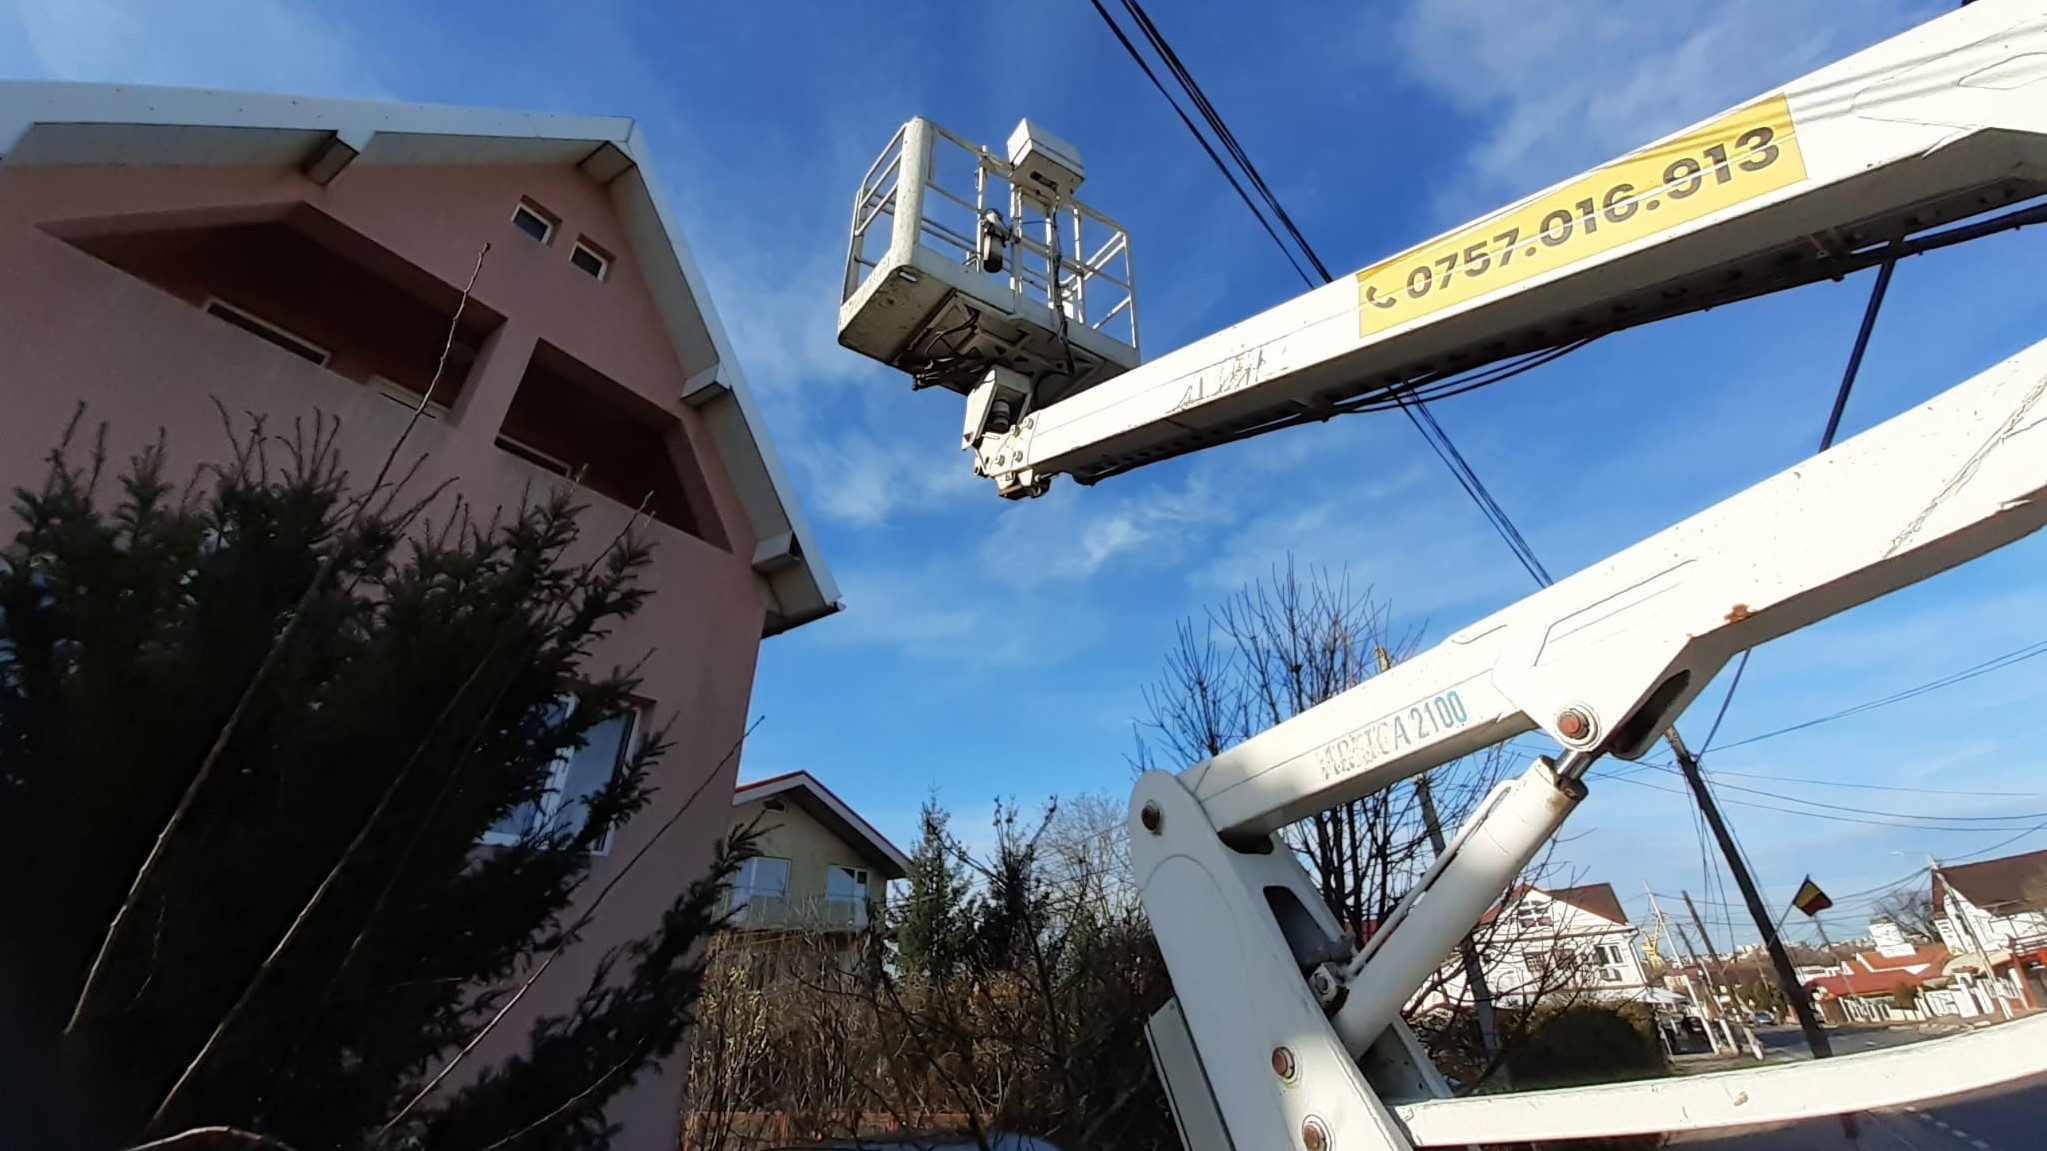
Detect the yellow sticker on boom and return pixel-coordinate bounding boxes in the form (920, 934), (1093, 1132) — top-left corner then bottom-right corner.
(1356, 95), (1806, 339)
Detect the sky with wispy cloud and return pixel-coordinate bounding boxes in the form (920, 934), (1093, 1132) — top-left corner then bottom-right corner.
(6, 0), (2044, 947)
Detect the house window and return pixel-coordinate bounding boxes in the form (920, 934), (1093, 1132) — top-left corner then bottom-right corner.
(570, 239), (610, 281)
(202, 299), (330, 366)
(483, 697), (638, 852)
(511, 201), (558, 244)
(827, 866), (870, 928)
(1594, 942), (1628, 982)
(730, 857), (792, 924)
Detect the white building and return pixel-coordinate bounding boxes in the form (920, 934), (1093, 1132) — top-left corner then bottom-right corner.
(1932, 848), (2047, 1012)
(1412, 882), (1651, 1014)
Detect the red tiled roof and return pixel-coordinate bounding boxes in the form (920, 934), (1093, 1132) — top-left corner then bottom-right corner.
(1807, 967), (1925, 999)
(1477, 884), (1534, 926)
(1933, 848), (2047, 916)
(1477, 882), (1630, 927)
(732, 770), (911, 879)
(1806, 943), (1950, 1000)
(1856, 943), (1948, 973)
(1549, 882), (1630, 926)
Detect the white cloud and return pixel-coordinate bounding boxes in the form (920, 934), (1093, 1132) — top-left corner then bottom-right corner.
(1390, 0), (1935, 216)
(1190, 443), (1525, 626)
(8, 0), (393, 99)
(702, 244), (870, 405)
(800, 425), (981, 527)
(812, 558), (1109, 671)
(978, 468), (1234, 591)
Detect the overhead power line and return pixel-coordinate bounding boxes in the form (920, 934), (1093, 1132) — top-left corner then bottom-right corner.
(1082, 0), (2029, 1046)
(1111, 0), (1330, 281)
(1090, 0), (1557, 584)
(1604, 770), (2045, 834)
(1712, 637), (2047, 752)
(1081, 0), (1315, 286)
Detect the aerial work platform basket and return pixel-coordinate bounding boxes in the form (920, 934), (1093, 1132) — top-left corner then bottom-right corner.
(838, 117), (1139, 410)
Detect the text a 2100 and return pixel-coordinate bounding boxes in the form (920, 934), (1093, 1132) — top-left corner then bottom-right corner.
(1314, 691), (1470, 782)
(1354, 96), (1806, 337)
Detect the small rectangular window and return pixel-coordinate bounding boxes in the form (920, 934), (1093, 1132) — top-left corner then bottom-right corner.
(570, 240), (609, 280)
(203, 299), (330, 366)
(511, 201), (557, 244)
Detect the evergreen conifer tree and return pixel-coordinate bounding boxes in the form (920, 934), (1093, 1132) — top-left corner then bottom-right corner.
(891, 797), (977, 983)
(0, 412), (744, 1150)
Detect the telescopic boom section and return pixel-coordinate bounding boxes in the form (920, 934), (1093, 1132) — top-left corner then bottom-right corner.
(972, 0), (2047, 496)
(1183, 330), (2047, 840)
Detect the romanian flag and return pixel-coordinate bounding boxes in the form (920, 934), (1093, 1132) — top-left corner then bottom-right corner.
(1791, 876), (1833, 918)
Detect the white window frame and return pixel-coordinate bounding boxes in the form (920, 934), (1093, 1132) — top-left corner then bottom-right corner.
(826, 865), (871, 928)
(1594, 941), (1628, 983)
(481, 696), (641, 855)
(511, 201), (558, 244)
(570, 239), (611, 281)
(730, 856), (792, 925)
(370, 374), (449, 420)
(201, 298), (331, 367)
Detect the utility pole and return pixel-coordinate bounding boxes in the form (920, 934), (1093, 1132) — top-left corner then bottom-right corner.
(1669, 922), (1728, 1054)
(1379, 646), (1506, 1082)
(1647, 885), (1720, 1055)
(1680, 891), (1746, 1054)
(1931, 855), (2013, 1021)
(1665, 728), (1833, 1060)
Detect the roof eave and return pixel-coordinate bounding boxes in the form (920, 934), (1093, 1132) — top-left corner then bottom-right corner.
(732, 771), (910, 879)
(0, 80), (842, 640)
(610, 122), (843, 638)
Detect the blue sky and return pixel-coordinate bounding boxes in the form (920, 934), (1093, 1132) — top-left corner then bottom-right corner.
(7, 0), (2046, 949)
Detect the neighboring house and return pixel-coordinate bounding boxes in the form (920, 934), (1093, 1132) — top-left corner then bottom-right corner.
(1932, 848), (2047, 1012)
(724, 772), (911, 952)
(0, 82), (840, 1151)
(1804, 920), (1951, 1024)
(1413, 882), (1650, 1014)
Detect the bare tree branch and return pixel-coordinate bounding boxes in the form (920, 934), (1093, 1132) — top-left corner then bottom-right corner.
(380, 715), (762, 1134)
(69, 244), (493, 1033)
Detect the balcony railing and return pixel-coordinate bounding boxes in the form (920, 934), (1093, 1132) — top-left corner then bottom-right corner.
(725, 893), (881, 933)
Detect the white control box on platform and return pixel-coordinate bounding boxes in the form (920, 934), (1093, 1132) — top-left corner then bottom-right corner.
(1006, 119), (1086, 205)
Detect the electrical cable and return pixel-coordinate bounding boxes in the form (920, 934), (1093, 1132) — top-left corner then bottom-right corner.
(1515, 633), (2047, 790)
(1705, 768), (2046, 799)
(1701, 776), (2047, 823)
(1948, 815), (2047, 861)
(1084, 0), (1556, 586)
(1600, 754), (2047, 827)
(1087, 0), (2038, 948)
(1118, 0), (1330, 281)
(1669, 248), (1903, 960)
(1084, 0), (1316, 287)
(1711, 637), (2047, 752)
(1606, 772), (2043, 833)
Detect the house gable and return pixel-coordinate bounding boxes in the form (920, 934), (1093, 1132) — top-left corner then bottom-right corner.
(0, 79), (840, 637)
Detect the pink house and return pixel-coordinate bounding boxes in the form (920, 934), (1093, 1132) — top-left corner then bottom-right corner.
(0, 81), (840, 1148)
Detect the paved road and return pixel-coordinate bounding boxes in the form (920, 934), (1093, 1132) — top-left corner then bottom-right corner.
(1752, 1024), (1935, 1058)
(1684, 1066), (2045, 1149)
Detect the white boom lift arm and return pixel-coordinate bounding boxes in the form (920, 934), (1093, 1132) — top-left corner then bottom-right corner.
(834, 2), (2047, 1147)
